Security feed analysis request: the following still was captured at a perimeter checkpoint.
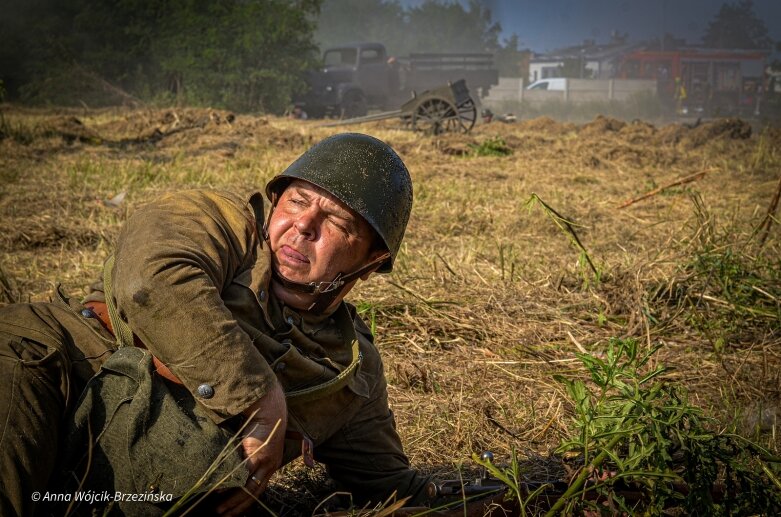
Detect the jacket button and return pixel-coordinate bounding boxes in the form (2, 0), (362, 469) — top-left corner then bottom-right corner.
(286, 316), (295, 325)
(81, 308), (95, 318)
(274, 362), (286, 372)
(197, 384), (215, 399)
(259, 290), (266, 301)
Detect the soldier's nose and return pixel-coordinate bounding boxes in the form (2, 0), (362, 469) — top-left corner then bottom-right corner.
(294, 215), (316, 238)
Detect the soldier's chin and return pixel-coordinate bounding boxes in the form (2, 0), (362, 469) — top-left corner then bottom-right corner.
(272, 262), (312, 284)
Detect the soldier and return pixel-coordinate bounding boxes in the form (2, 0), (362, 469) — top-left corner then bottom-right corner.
(0, 133), (430, 516)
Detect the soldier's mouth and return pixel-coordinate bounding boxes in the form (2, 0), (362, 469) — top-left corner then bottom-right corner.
(279, 245), (310, 265)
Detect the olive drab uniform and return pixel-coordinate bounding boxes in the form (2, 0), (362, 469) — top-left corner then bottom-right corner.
(0, 189), (429, 516)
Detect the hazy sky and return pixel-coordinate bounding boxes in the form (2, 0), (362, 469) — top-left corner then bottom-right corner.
(402, 0), (781, 52)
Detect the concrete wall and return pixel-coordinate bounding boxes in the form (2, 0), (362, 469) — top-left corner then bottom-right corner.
(483, 77), (657, 110)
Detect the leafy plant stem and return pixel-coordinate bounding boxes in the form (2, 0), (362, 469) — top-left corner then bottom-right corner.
(526, 193), (599, 280)
(543, 432), (624, 517)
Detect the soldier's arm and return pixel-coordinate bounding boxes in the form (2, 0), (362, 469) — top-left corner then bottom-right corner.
(110, 189), (276, 422)
(313, 315), (430, 506)
(314, 370), (430, 505)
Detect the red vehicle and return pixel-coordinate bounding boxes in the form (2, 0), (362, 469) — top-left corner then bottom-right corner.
(618, 48), (768, 116)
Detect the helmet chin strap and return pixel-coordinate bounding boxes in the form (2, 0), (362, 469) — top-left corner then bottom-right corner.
(263, 190), (391, 313)
(271, 252), (390, 313)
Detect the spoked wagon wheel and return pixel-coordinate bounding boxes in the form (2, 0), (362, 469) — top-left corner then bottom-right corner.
(412, 97), (477, 134)
(412, 97), (460, 135)
(455, 97), (477, 132)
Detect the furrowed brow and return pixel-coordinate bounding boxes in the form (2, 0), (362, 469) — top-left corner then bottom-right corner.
(328, 206), (360, 229)
(292, 187), (312, 200)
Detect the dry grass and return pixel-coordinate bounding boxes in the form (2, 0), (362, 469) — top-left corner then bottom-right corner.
(1, 104), (780, 513)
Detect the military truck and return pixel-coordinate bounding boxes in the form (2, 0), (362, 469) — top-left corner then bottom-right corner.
(298, 42), (498, 118)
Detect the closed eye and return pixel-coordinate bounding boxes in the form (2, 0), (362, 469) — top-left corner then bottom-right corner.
(329, 218), (350, 233)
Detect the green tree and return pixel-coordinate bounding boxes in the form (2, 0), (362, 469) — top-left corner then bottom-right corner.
(702, 0), (772, 49)
(494, 34), (527, 77)
(0, 0), (322, 113)
(314, 0), (502, 57)
(405, 0), (501, 54)
(149, 0), (322, 112)
(314, 0), (406, 56)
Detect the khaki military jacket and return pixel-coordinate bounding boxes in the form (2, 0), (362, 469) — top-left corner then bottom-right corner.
(104, 189), (427, 502)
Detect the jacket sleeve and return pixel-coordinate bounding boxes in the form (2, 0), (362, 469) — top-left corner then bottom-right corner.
(110, 189), (275, 422)
(313, 352), (431, 505)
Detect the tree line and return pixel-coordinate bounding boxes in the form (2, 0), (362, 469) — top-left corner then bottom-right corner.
(0, 0), (530, 112)
(0, 0), (322, 113)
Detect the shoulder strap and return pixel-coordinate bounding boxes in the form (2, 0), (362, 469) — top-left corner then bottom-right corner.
(284, 304), (363, 403)
(285, 339), (361, 404)
(103, 254), (135, 348)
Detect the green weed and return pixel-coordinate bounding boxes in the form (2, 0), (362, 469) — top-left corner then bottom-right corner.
(468, 137), (512, 157)
(750, 127), (779, 174)
(650, 193), (781, 355)
(355, 301), (378, 335)
(0, 112), (39, 145)
(473, 449), (552, 517)
(548, 338), (781, 515)
(525, 193), (602, 288)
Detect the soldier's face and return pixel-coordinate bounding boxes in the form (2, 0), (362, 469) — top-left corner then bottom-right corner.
(267, 180), (378, 286)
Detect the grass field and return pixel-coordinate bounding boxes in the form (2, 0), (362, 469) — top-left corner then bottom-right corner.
(1, 105), (780, 514)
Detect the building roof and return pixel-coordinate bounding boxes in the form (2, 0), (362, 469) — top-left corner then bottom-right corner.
(532, 35), (772, 65)
(531, 40), (642, 63)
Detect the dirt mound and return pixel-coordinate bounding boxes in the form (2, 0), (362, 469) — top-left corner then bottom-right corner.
(83, 108), (250, 147)
(432, 134), (478, 156)
(472, 117), (574, 143)
(517, 116), (572, 134)
(0, 107), (320, 162)
(619, 120), (657, 143)
(654, 123), (688, 146)
(579, 115), (626, 137)
(96, 108), (314, 153)
(602, 144), (674, 168)
(682, 118), (752, 148)
(41, 116), (103, 144)
(761, 126), (781, 142)
(261, 125), (316, 150)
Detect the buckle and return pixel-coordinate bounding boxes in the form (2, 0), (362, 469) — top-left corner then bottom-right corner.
(311, 277), (345, 294)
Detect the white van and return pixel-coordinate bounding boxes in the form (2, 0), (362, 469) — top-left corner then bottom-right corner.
(526, 78), (568, 91)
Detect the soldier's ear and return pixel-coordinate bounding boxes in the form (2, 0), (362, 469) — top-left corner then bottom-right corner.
(360, 249), (389, 281)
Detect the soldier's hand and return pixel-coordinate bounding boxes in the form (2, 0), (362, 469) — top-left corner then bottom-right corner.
(217, 381), (287, 517)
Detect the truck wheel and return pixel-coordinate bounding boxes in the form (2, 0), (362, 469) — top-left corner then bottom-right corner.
(340, 91), (368, 118)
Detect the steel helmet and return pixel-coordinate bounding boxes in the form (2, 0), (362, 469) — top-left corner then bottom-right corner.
(265, 133), (413, 273)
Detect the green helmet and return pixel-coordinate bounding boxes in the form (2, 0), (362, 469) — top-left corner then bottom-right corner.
(265, 133), (412, 273)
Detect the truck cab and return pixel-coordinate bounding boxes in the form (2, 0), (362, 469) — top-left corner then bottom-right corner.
(298, 41), (498, 119)
(301, 42), (393, 117)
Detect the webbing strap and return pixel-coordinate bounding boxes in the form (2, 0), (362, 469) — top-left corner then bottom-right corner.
(102, 255), (134, 348)
(285, 339), (361, 404)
